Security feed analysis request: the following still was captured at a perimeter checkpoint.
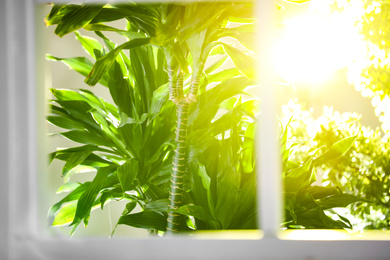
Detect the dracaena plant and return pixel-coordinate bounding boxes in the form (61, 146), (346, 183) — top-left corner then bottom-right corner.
(46, 1), (258, 235)
(46, 1), (363, 236)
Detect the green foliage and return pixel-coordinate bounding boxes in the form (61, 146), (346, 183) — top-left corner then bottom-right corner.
(281, 119), (363, 229)
(282, 101), (390, 230)
(46, 2), (259, 235)
(47, 26), (176, 233)
(46, 2), (362, 236)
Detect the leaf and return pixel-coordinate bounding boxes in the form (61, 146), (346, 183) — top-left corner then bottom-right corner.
(305, 186), (340, 200)
(142, 181), (168, 201)
(45, 4), (78, 26)
(119, 113), (148, 127)
(285, 198), (297, 223)
(117, 210), (167, 231)
(84, 24), (147, 40)
(62, 150), (93, 177)
(107, 61), (134, 118)
(74, 31), (103, 59)
(52, 99), (107, 134)
(56, 182), (81, 194)
(54, 4), (103, 37)
(122, 201), (138, 216)
(297, 207), (350, 229)
(52, 202), (77, 226)
(145, 199), (169, 214)
(207, 68), (241, 84)
(205, 55), (229, 75)
(221, 24), (256, 51)
(222, 43), (256, 79)
(242, 122), (255, 174)
(174, 205), (213, 222)
(214, 146), (241, 228)
(111, 4), (157, 36)
(48, 182), (91, 226)
(284, 159), (313, 193)
(187, 138), (216, 163)
(313, 136), (357, 167)
(100, 187), (126, 210)
(46, 54), (109, 86)
(316, 194), (369, 210)
(150, 83), (170, 116)
(229, 173), (257, 229)
(187, 30), (207, 68)
(52, 145), (113, 167)
(60, 130), (112, 147)
(190, 77), (253, 127)
(85, 37), (150, 86)
(89, 6), (131, 24)
(197, 163), (211, 193)
(71, 166), (114, 227)
(47, 115), (86, 131)
(117, 159), (138, 192)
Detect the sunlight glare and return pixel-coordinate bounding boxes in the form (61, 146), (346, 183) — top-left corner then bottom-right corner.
(273, 6), (365, 85)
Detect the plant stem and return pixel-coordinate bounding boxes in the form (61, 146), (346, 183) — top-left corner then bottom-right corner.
(165, 49), (205, 233)
(166, 101), (189, 233)
(187, 62), (205, 103)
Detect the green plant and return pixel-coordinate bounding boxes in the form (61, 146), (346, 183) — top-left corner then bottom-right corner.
(46, 1), (258, 235)
(280, 119), (367, 229)
(282, 101), (390, 230)
(46, 1), (363, 236)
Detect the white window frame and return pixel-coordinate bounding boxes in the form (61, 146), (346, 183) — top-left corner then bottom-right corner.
(0, 0), (389, 259)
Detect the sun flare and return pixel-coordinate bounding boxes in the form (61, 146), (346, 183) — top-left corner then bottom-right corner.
(273, 5), (365, 84)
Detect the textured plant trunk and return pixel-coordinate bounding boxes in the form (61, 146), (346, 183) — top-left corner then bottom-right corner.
(187, 62), (204, 103)
(166, 101), (189, 232)
(166, 53), (204, 233)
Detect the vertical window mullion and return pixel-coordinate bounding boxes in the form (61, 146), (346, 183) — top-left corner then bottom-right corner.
(256, 0), (282, 238)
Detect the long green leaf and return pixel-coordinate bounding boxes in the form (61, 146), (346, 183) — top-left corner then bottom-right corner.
(54, 4), (103, 37)
(48, 182), (91, 225)
(222, 43), (255, 79)
(46, 54), (110, 86)
(55, 153), (112, 168)
(284, 159), (312, 193)
(60, 130), (112, 148)
(175, 205), (213, 222)
(221, 24), (256, 51)
(117, 159), (138, 192)
(85, 37), (150, 86)
(117, 210), (167, 231)
(62, 150), (93, 177)
(74, 31), (103, 59)
(56, 182), (81, 194)
(313, 136), (357, 167)
(71, 166), (114, 227)
(317, 194), (369, 210)
(145, 199), (169, 214)
(84, 24), (147, 40)
(45, 4), (78, 26)
(150, 83), (170, 116)
(52, 202), (77, 226)
(305, 186), (340, 200)
(47, 115), (86, 131)
(297, 207), (350, 229)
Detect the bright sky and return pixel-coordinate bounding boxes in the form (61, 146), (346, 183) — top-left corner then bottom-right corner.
(273, 0), (366, 85)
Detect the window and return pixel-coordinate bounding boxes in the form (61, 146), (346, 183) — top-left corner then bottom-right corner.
(1, 0), (389, 259)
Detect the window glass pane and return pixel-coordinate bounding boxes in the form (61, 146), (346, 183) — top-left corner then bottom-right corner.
(274, 0), (390, 232)
(42, 1), (261, 238)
